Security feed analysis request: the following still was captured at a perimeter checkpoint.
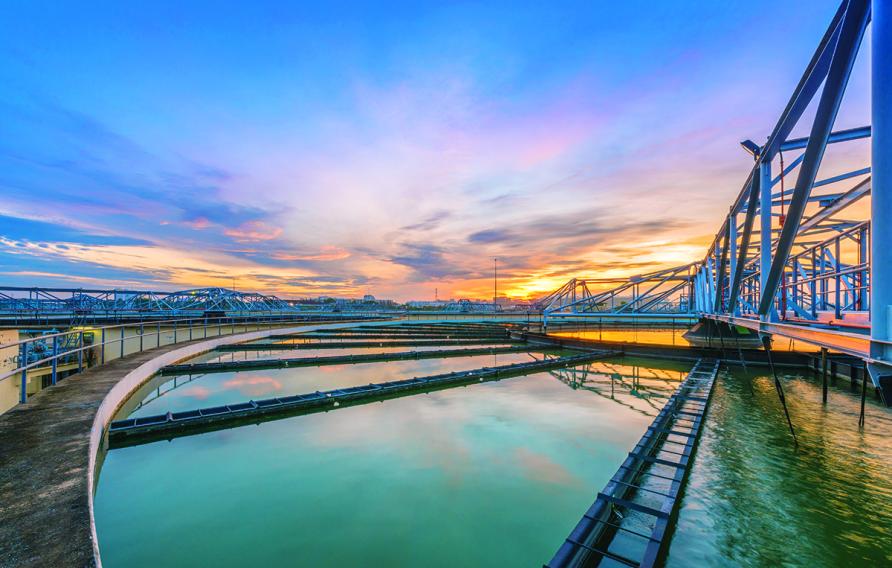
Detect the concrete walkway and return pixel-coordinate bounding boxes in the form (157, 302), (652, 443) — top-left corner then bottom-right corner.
(0, 343), (191, 568)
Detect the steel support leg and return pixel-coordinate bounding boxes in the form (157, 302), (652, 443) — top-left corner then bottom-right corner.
(729, 211), (738, 300)
(870, 0), (892, 404)
(760, 161), (777, 321)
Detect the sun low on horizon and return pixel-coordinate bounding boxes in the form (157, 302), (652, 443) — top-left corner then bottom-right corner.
(0, 0), (865, 301)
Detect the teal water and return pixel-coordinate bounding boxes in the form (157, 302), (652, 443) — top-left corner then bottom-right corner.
(129, 351), (541, 417)
(668, 367), (892, 567)
(193, 343), (513, 365)
(95, 352), (892, 566)
(95, 355), (682, 567)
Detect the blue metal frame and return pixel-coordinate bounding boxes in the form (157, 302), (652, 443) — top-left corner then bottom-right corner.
(538, 0), (888, 398)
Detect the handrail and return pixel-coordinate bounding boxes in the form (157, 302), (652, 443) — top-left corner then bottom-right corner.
(0, 313), (389, 350)
(0, 313), (387, 407)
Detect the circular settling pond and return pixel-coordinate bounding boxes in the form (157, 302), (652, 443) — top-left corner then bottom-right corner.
(95, 350), (685, 566)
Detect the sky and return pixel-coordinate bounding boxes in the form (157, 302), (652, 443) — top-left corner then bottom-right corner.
(0, 1), (871, 301)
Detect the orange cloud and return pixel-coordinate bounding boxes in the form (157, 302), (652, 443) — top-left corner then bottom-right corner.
(224, 221), (283, 242)
(182, 386), (211, 400)
(222, 375), (283, 397)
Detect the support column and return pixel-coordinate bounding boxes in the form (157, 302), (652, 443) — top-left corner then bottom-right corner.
(698, 271), (706, 313)
(760, 161), (777, 321)
(729, 211), (738, 309)
(871, 0), (892, 404)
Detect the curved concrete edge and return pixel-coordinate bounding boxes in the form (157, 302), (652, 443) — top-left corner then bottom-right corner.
(85, 318), (413, 567)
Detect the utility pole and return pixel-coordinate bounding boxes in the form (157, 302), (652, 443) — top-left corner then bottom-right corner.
(493, 258), (498, 311)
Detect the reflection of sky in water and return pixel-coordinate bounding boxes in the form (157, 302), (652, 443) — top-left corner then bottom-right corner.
(551, 327), (691, 346)
(551, 327), (805, 351)
(96, 359), (682, 568)
(187, 343), (517, 365)
(131, 351), (543, 417)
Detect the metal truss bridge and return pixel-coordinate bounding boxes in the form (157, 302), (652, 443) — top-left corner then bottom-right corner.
(3, 1), (890, 398)
(538, 0), (892, 402)
(0, 286), (297, 315)
(0, 287), (502, 322)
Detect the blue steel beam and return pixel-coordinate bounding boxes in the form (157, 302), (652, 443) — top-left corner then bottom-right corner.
(779, 125), (871, 152)
(798, 177), (871, 233)
(728, 170), (761, 314)
(870, 0), (892, 402)
(759, 160), (776, 321)
(758, 0), (870, 316)
(771, 153), (805, 189)
(759, 1), (846, 162)
(713, 216), (731, 313)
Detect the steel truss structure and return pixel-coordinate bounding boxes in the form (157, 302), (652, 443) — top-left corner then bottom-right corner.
(0, 286), (297, 316)
(541, 1), (892, 400)
(536, 264), (695, 316)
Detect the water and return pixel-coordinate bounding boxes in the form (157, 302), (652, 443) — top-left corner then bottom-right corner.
(668, 367), (892, 567)
(95, 354), (684, 567)
(192, 343), (512, 364)
(95, 350), (892, 566)
(129, 351), (541, 417)
(550, 326), (691, 346)
(549, 326), (808, 351)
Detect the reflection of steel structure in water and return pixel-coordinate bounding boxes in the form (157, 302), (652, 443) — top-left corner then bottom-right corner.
(133, 374), (208, 411)
(548, 363), (682, 417)
(141, 342), (540, 410)
(109, 351), (617, 447)
(539, 1), (892, 402)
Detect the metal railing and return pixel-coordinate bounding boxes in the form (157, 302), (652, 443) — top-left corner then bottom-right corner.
(735, 221), (870, 320)
(0, 314), (386, 408)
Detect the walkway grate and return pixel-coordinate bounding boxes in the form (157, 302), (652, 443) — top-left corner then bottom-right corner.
(546, 358), (720, 568)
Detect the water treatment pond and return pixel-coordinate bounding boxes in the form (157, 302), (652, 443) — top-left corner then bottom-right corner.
(95, 351), (892, 566)
(95, 353), (684, 566)
(127, 350), (543, 417)
(667, 366), (892, 567)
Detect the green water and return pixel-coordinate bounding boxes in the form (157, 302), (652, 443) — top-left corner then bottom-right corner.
(95, 351), (892, 566)
(95, 354), (681, 566)
(667, 368), (892, 567)
(129, 351), (541, 417)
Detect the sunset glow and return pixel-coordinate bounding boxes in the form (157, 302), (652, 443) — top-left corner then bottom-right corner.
(0, 1), (867, 300)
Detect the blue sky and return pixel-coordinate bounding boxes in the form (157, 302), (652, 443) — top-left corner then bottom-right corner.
(0, 1), (869, 299)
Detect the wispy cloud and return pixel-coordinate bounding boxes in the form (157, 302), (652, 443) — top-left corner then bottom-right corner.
(223, 221), (283, 242)
(0, 0), (862, 299)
